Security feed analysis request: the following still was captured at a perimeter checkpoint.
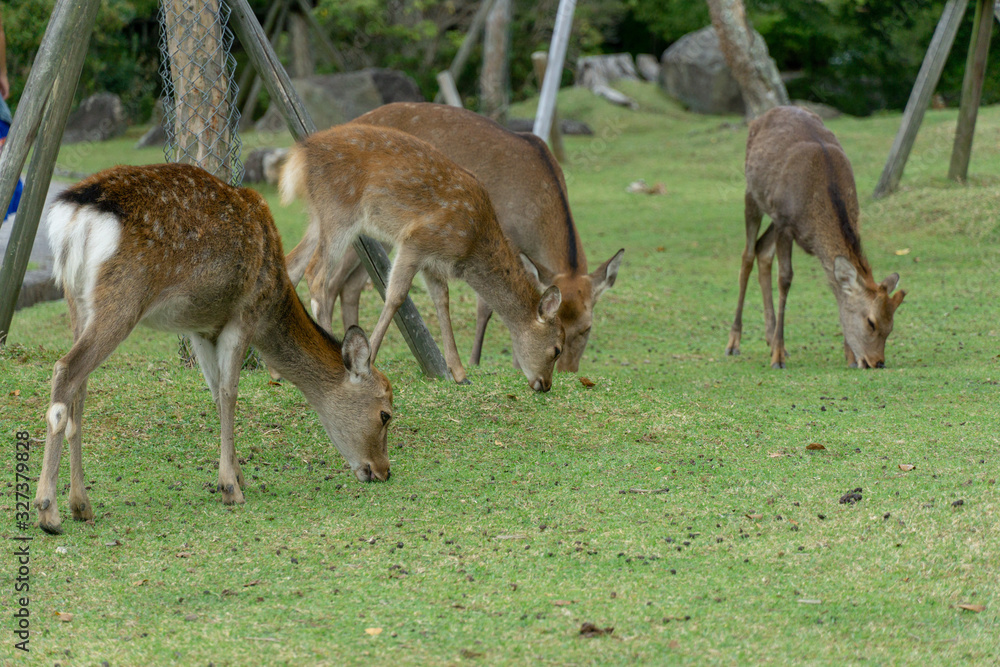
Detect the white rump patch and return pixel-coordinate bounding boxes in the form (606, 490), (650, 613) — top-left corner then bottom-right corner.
(47, 202), (122, 328)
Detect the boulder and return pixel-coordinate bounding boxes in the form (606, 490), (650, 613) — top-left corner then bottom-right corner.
(660, 26), (745, 115)
(636, 54), (660, 82)
(255, 69), (423, 134)
(135, 98), (167, 149)
(243, 147), (289, 185)
(63, 92), (128, 144)
(576, 53), (639, 89)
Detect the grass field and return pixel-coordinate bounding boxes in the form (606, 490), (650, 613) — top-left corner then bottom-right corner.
(2, 82), (998, 664)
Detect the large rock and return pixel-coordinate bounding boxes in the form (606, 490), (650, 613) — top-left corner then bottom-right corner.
(660, 26), (745, 115)
(576, 53), (639, 89)
(63, 92), (128, 143)
(255, 68), (423, 134)
(135, 98), (167, 149)
(636, 54), (660, 82)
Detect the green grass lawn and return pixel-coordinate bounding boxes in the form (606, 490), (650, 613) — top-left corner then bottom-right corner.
(2, 83), (997, 664)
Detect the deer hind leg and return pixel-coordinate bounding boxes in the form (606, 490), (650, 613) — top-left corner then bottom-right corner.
(321, 245), (365, 332)
(727, 194), (764, 356)
(36, 302), (138, 534)
(368, 245), (423, 362)
(769, 232), (794, 369)
(755, 223), (778, 348)
(213, 324), (251, 505)
(469, 296), (494, 366)
(423, 267), (469, 385)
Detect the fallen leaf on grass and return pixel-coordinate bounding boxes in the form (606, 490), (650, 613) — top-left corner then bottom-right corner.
(243, 579), (263, 587)
(579, 622), (614, 637)
(10, 389), (20, 397)
(898, 464), (916, 471)
(669, 640), (680, 649)
(958, 604), (985, 613)
(132, 579), (148, 587)
(745, 513), (763, 520)
(768, 452), (784, 458)
(806, 443), (826, 451)
(797, 599), (822, 605)
(105, 539), (121, 547)
(579, 377), (596, 388)
(176, 551), (192, 558)
(55, 612), (74, 623)
(554, 600), (574, 607)
(895, 248), (911, 255)
(365, 627), (383, 636)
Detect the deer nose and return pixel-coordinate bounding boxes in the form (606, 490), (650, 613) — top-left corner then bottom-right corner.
(532, 378), (551, 392)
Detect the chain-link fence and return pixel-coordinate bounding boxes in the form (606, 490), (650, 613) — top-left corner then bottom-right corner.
(159, 0), (244, 186)
(158, 0), (262, 369)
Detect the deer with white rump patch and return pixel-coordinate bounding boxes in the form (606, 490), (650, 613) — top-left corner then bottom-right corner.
(296, 103), (623, 373)
(725, 106), (906, 369)
(281, 124), (565, 391)
(36, 164), (393, 535)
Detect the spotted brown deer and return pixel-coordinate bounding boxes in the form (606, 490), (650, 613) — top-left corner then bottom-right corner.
(281, 123), (565, 391)
(290, 102), (623, 373)
(36, 164), (393, 534)
(725, 106), (906, 369)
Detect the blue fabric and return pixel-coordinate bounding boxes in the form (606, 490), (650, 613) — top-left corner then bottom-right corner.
(0, 118), (24, 220)
(0, 96), (11, 125)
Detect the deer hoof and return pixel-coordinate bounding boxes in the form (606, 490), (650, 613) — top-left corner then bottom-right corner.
(725, 346), (740, 356)
(220, 483), (245, 505)
(70, 501), (94, 522)
(771, 361), (787, 370)
(457, 377), (472, 385)
(38, 520), (64, 535)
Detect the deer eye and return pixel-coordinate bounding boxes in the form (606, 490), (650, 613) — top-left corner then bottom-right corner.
(553, 347), (562, 360)
(380, 411), (391, 426)
(867, 318), (877, 332)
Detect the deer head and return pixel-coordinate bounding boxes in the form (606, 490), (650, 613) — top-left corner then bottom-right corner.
(834, 256), (906, 369)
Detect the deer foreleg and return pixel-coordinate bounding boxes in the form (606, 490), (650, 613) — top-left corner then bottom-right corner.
(424, 268), (469, 384)
(755, 223), (777, 348)
(368, 246), (422, 362)
(214, 325), (250, 505)
(469, 296), (494, 366)
(727, 194), (763, 356)
(339, 258), (370, 331)
(770, 233), (794, 369)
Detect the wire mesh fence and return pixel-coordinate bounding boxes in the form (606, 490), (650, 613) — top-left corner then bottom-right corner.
(158, 0), (262, 370)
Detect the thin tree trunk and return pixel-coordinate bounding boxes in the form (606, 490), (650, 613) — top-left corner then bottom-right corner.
(288, 10), (315, 78)
(480, 0), (511, 121)
(706, 0), (788, 119)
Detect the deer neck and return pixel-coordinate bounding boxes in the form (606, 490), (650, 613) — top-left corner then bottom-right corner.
(253, 284), (345, 399)
(462, 231), (540, 330)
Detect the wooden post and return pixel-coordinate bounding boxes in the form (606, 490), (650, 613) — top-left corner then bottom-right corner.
(873, 0), (970, 199)
(240, 0), (290, 129)
(949, 0), (994, 182)
(533, 0), (575, 143)
(227, 0), (451, 380)
(531, 52), (565, 162)
(0, 0), (103, 346)
(436, 71), (463, 108)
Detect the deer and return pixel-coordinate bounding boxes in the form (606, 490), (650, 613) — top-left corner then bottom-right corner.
(35, 163), (393, 535)
(288, 102), (623, 374)
(280, 123), (565, 391)
(725, 105), (906, 369)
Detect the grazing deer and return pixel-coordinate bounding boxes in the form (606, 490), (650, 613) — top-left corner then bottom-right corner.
(725, 106), (906, 369)
(36, 164), (393, 535)
(292, 102), (623, 373)
(281, 123), (565, 391)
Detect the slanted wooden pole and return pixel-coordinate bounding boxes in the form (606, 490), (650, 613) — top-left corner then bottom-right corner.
(531, 52), (565, 162)
(948, 0), (994, 182)
(228, 0), (451, 380)
(533, 0), (575, 143)
(873, 0), (970, 199)
(0, 0), (103, 346)
(240, 0), (290, 129)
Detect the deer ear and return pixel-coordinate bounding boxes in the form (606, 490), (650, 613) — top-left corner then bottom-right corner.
(833, 256), (861, 294)
(891, 289), (906, 311)
(342, 325), (372, 380)
(537, 285), (562, 323)
(520, 253), (554, 290)
(591, 248), (624, 302)
(881, 273), (900, 294)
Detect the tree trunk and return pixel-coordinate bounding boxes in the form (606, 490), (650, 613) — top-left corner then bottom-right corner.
(706, 0), (788, 119)
(164, 0), (232, 181)
(288, 10), (315, 78)
(480, 0), (511, 121)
